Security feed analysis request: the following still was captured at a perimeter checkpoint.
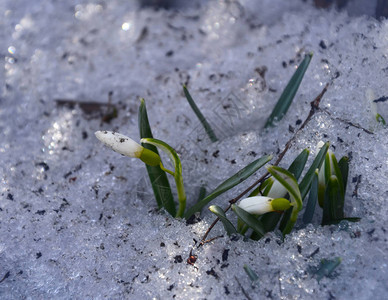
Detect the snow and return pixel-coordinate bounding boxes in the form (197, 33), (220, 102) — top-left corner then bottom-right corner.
(1, 0), (388, 299)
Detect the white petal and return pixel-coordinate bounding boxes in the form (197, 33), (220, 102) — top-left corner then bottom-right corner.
(238, 196), (273, 215)
(267, 179), (287, 199)
(95, 131), (143, 158)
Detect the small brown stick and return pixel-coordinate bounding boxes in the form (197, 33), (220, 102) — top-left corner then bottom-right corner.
(201, 235), (224, 244)
(198, 83), (330, 248)
(320, 108), (374, 135)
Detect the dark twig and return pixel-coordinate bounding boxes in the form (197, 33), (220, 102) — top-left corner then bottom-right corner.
(202, 235), (224, 244)
(320, 109), (374, 135)
(198, 83), (330, 248)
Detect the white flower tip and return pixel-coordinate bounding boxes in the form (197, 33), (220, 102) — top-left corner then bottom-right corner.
(238, 196), (273, 215)
(95, 130), (143, 158)
(95, 130), (107, 141)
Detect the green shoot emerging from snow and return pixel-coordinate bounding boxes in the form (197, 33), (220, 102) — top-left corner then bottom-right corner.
(95, 54), (358, 244)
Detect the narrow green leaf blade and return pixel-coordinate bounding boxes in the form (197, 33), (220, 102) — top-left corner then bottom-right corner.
(237, 217), (249, 234)
(265, 53), (313, 128)
(138, 99), (176, 216)
(232, 204), (265, 238)
(299, 142), (329, 200)
(288, 149), (310, 180)
(302, 169), (319, 225)
(209, 205), (237, 236)
(197, 186), (207, 203)
(184, 155), (272, 219)
(260, 212), (282, 232)
(322, 175), (341, 225)
(183, 85), (218, 142)
(331, 153), (345, 219)
(338, 156), (349, 196)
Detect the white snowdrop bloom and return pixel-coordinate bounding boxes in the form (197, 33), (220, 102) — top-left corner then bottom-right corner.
(95, 131), (161, 166)
(238, 196), (291, 215)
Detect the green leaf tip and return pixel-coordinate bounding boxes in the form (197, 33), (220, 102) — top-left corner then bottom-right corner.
(183, 85), (218, 143)
(302, 169), (319, 225)
(209, 205), (237, 236)
(265, 53), (313, 128)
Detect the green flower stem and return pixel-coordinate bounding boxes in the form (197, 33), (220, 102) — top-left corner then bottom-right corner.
(175, 175), (186, 218)
(159, 162), (175, 176)
(141, 137), (187, 218)
(159, 161), (186, 218)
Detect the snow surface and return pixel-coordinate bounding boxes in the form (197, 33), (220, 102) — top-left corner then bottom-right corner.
(1, 0), (388, 299)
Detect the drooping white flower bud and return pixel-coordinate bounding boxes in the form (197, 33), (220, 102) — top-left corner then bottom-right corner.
(238, 196), (291, 215)
(95, 131), (161, 166)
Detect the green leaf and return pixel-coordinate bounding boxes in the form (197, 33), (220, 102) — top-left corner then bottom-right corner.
(138, 99), (176, 216)
(302, 169), (319, 225)
(243, 264), (259, 286)
(237, 217), (249, 234)
(330, 153), (345, 219)
(338, 156), (349, 196)
(183, 85), (218, 142)
(197, 186), (207, 203)
(251, 177), (273, 197)
(260, 212), (283, 232)
(232, 204), (265, 238)
(209, 205), (237, 236)
(299, 142), (329, 201)
(184, 155), (272, 219)
(288, 149), (310, 180)
(314, 257), (341, 282)
(265, 53), (313, 128)
(141, 137), (186, 218)
(322, 175), (341, 225)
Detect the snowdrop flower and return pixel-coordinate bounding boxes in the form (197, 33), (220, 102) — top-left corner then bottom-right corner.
(238, 196), (292, 215)
(95, 131), (161, 166)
